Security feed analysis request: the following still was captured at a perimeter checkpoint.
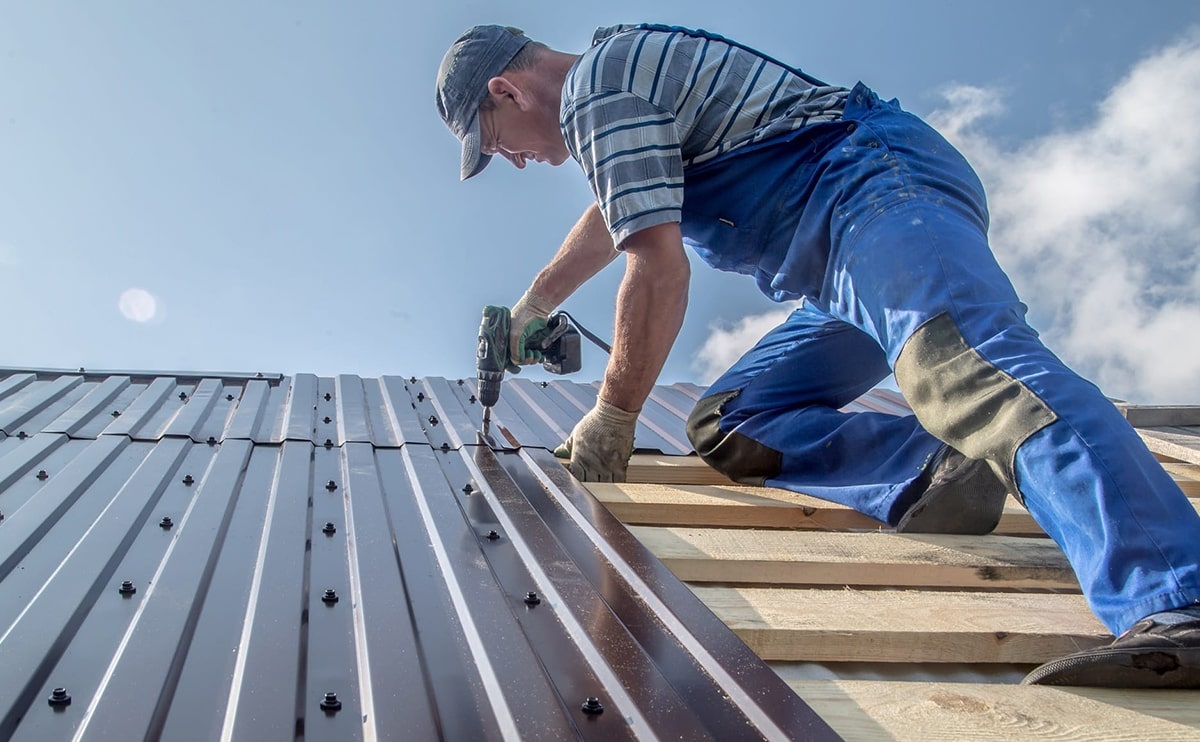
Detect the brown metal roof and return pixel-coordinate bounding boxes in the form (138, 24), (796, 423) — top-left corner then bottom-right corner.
(0, 369), (850, 741)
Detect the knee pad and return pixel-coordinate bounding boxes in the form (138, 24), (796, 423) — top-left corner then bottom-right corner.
(687, 391), (782, 485)
(894, 312), (1057, 497)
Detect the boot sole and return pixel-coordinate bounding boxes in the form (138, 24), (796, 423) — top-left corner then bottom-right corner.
(1023, 646), (1200, 688)
(896, 458), (1007, 535)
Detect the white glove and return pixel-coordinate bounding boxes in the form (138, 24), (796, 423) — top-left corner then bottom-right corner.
(509, 290), (555, 366)
(554, 398), (639, 482)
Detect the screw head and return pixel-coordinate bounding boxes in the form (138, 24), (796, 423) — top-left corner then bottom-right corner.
(462, 483), (473, 494)
(179, 392), (188, 401)
(457, 379), (464, 386)
(160, 516), (174, 529)
(182, 474), (194, 485)
(17, 431), (27, 439)
(324, 439), (334, 449)
(468, 395), (477, 404)
(325, 480), (337, 492)
(207, 436), (216, 446)
(320, 691), (342, 711)
(440, 442), (450, 451)
(417, 392), (425, 402)
(524, 591), (541, 606)
(48, 687), (72, 707)
(118, 580), (137, 596)
(226, 394), (235, 401)
(428, 415), (439, 426)
(324, 392), (332, 401)
(486, 530), (500, 541)
(323, 416), (331, 424)
(541, 381), (549, 388)
(112, 409), (122, 417)
(409, 376), (416, 384)
(36, 470), (48, 480)
(581, 697), (604, 715)
(322, 589), (339, 604)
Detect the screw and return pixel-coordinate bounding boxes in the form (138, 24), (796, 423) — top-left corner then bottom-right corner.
(486, 530), (500, 541)
(207, 436), (216, 446)
(457, 379), (464, 386)
(320, 691), (342, 712)
(160, 516), (174, 529)
(325, 480), (337, 492)
(462, 483), (473, 494)
(324, 439), (334, 449)
(18, 431), (27, 439)
(428, 415), (438, 426)
(182, 474), (194, 486)
(323, 416), (331, 424)
(417, 392), (425, 402)
(226, 394), (234, 401)
(324, 392), (332, 401)
(581, 697), (604, 715)
(440, 442), (449, 452)
(118, 580), (137, 596)
(179, 392), (188, 401)
(409, 376), (416, 384)
(524, 591), (541, 606)
(322, 522), (337, 535)
(36, 470), (48, 480)
(112, 409), (121, 417)
(322, 589), (339, 604)
(541, 381), (549, 388)
(468, 395), (477, 404)
(48, 687), (72, 707)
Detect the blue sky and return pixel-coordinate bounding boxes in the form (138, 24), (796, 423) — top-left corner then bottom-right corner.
(3, 2), (1199, 403)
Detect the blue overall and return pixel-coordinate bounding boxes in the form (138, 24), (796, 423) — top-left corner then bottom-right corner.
(678, 76), (1200, 632)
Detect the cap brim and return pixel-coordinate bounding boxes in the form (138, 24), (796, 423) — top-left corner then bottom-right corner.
(460, 114), (491, 181)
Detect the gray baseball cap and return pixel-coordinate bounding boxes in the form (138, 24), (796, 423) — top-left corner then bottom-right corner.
(436, 25), (532, 180)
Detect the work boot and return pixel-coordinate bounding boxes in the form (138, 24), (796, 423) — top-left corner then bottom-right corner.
(1023, 609), (1200, 688)
(895, 446), (1007, 535)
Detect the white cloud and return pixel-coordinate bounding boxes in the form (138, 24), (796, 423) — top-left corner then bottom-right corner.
(929, 31), (1200, 404)
(694, 32), (1200, 404)
(118, 287), (161, 324)
(692, 305), (797, 383)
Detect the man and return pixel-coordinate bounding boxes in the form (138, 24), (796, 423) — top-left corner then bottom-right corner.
(436, 24), (1200, 688)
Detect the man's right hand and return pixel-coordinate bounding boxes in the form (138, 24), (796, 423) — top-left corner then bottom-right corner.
(509, 291), (555, 368)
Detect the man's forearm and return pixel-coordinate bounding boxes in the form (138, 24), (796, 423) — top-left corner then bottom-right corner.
(528, 204), (619, 305)
(600, 222), (690, 412)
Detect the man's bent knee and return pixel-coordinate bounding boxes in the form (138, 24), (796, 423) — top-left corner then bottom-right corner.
(894, 312), (1057, 497)
(686, 391), (782, 485)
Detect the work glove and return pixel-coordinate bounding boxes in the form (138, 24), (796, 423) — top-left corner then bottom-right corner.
(554, 398), (639, 482)
(509, 290), (555, 369)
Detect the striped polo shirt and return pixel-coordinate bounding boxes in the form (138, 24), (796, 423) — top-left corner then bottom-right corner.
(561, 25), (849, 246)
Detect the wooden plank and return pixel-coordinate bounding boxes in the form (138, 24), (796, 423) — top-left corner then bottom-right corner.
(1139, 427), (1200, 466)
(592, 482), (1044, 534)
(691, 586), (1108, 663)
(784, 679), (1200, 740)
(593, 481), (1200, 528)
(626, 453), (735, 485)
(1118, 404), (1200, 428)
(630, 526), (1078, 590)
(1163, 463), (1200, 496)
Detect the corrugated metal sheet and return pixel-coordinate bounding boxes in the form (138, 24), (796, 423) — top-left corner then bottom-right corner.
(0, 369), (852, 741)
(0, 368), (901, 454)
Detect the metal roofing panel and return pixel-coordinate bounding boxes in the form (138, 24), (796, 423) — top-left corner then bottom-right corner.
(0, 368), (840, 741)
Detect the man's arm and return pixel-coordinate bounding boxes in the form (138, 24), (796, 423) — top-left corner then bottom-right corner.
(527, 204), (620, 305)
(600, 221), (690, 412)
(552, 220), (689, 481)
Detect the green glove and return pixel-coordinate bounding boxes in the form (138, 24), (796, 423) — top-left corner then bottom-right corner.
(509, 290), (555, 367)
(554, 398), (639, 482)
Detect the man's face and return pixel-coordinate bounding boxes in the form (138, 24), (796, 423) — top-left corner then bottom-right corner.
(479, 96), (570, 170)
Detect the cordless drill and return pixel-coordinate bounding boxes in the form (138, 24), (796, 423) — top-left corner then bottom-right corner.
(476, 305), (582, 423)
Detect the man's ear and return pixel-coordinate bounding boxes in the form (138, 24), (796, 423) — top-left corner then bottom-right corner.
(486, 76), (528, 110)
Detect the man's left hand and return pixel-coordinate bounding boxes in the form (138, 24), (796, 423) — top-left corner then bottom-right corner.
(554, 398), (638, 482)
